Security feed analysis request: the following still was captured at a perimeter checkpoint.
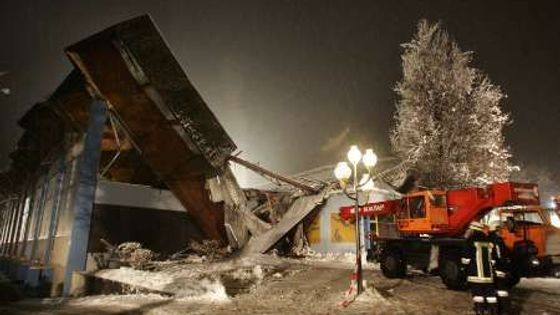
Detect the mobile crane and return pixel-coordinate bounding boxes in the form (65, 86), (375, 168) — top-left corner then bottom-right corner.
(339, 182), (560, 289)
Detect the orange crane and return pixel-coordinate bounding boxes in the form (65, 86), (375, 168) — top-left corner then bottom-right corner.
(340, 182), (560, 289)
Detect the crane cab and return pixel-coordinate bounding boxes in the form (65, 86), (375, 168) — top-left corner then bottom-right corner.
(396, 190), (450, 234)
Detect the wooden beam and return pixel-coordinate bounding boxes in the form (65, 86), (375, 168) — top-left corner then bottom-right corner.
(229, 156), (319, 194)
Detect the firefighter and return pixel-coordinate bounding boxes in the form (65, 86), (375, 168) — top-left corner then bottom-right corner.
(488, 223), (511, 314)
(462, 221), (499, 315)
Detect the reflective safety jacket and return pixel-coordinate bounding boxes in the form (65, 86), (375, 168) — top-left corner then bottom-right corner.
(462, 231), (496, 284)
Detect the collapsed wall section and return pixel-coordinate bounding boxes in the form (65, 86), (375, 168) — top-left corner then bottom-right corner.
(65, 15), (237, 241)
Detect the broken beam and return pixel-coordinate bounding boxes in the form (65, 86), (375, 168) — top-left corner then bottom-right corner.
(228, 156), (319, 194)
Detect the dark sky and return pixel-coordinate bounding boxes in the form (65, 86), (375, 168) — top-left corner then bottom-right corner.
(0, 0), (559, 188)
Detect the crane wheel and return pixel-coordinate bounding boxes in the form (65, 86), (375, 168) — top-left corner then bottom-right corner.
(506, 273), (520, 288)
(380, 248), (406, 278)
(439, 257), (467, 290)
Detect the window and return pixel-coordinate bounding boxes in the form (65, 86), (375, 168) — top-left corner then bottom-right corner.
(409, 196), (426, 218)
(430, 194), (446, 208)
(516, 211), (543, 225)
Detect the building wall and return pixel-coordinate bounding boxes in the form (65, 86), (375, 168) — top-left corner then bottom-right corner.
(88, 204), (202, 256)
(0, 137), (83, 296)
(0, 154), (203, 296)
(307, 188), (396, 254)
(89, 180), (202, 256)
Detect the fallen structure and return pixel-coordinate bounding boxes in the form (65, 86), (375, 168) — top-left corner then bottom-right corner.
(65, 15), (237, 241)
(0, 15), (336, 296)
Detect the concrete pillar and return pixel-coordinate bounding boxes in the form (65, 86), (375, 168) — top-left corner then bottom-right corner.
(62, 98), (106, 295)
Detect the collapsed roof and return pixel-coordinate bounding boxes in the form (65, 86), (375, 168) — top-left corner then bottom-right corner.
(64, 15), (237, 241)
(3, 14), (405, 254)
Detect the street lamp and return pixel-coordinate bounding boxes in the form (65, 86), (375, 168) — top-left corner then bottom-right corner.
(334, 145), (377, 295)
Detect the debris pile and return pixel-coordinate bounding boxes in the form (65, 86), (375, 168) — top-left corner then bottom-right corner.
(115, 242), (158, 269)
(169, 240), (230, 262)
(93, 240), (158, 270)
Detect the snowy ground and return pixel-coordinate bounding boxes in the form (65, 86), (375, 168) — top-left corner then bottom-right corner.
(1, 253), (560, 315)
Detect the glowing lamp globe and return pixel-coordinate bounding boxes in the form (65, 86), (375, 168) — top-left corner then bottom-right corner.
(334, 162), (352, 181)
(362, 149), (378, 168)
(347, 145), (362, 165)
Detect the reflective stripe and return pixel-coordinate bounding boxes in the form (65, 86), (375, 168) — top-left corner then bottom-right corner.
(495, 270), (506, 277)
(486, 297), (498, 303)
(474, 242), (494, 280)
(461, 258), (471, 265)
(473, 296), (484, 303)
(467, 276), (493, 284)
(497, 290), (509, 297)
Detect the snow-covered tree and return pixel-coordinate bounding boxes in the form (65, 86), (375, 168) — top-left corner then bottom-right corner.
(390, 20), (515, 189)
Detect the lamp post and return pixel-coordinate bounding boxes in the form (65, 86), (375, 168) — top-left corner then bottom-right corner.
(334, 145), (377, 295)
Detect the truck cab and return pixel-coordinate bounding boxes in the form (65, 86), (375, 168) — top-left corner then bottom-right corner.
(485, 206), (560, 278)
(396, 191), (449, 233)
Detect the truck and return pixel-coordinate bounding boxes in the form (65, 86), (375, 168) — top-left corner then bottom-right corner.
(339, 182), (560, 289)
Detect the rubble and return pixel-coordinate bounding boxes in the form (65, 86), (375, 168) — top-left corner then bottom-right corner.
(241, 189), (330, 255)
(174, 240), (230, 262)
(115, 242), (158, 270)
(93, 240), (158, 270)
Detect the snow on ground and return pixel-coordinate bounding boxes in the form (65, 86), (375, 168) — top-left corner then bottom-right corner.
(300, 251), (357, 265)
(518, 277), (560, 294)
(2, 254), (560, 314)
(62, 293), (171, 307)
(94, 268), (175, 292)
(93, 252), (377, 299)
(94, 266), (230, 301)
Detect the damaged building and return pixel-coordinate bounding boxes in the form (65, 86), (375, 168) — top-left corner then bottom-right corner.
(0, 15), (402, 297)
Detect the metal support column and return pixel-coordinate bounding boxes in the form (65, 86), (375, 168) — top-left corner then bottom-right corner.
(0, 200), (12, 254)
(28, 180), (48, 261)
(44, 160), (67, 267)
(5, 198), (20, 256)
(9, 195), (25, 256)
(18, 187), (36, 259)
(63, 98), (106, 295)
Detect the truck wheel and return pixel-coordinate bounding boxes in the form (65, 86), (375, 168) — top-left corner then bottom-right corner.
(380, 248), (406, 278)
(506, 273), (520, 288)
(439, 258), (467, 290)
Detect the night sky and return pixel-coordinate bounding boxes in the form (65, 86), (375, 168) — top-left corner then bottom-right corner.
(0, 0), (559, 189)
